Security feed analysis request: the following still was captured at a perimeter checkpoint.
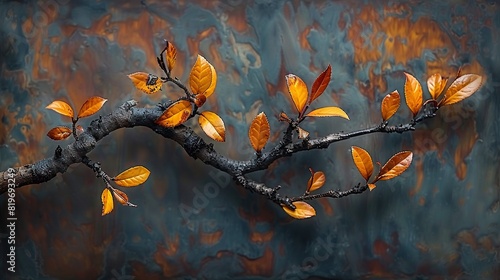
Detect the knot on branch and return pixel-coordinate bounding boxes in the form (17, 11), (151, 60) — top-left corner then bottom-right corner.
(120, 100), (138, 111)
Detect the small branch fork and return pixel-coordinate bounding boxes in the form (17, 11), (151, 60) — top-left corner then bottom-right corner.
(0, 46), (441, 211)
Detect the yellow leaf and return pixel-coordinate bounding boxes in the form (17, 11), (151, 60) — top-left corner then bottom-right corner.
(381, 90), (400, 121)
(368, 183), (377, 191)
(101, 188), (114, 216)
(248, 112), (270, 153)
(404, 72), (423, 117)
(46, 126), (72, 140)
(306, 169), (326, 193)
(112, 188), (129, 206)
(282, 201), (316, 219)
(427, 73), (448, 100)
(285, 74), (308, 114)
(440, 74), (482, 106)
(375, 151), (413, 182)
(351, 146), (374, 182)
(199, 111), (226, 142)
(128, 72), (163, 94)
(309, 64), (331, 104)
(304, 107), (349, 119)
(46, 100), (74, 118)
(189, 55), (216, 96)
(156, 100), (192, 127)
(114, 166), (151, 187)
(77, 96), (107, 119)
(166, 41), (177, 73)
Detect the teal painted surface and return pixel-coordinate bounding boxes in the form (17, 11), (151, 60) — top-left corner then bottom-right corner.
(0, 0), (499, 279)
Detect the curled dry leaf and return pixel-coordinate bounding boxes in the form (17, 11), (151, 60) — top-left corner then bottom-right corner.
(166, 41), (177, 73)
(113, 166), (151, 187)
(156, 100), (192, 127)
(309, 64), (331, 104)
(368, 183), (377, 191)
(297, 127), (309, 139)
(112, 188), (129, 205)
(278, 112), (292, 123)
(47, 126), (72, 140)
(128, 72), (163, 94)
(427, 73), (448, 100)
(306, 169), (326, 193)
(305, 106), (349, 119)
(190, 55), (217, 97)
(77, 96), (107, 119)
(375, 151), (413, 182)
(101, 188), (114, 216)
(381, 90), (400, 121)
(351, 146), (374, 182)
(199, 111), (226, 142)
(249, 112), (270, 153)
(404, 72), (423, 117)
(194, 94), (207, 107)
(285, 74), (308, 114)
(440, 74), (482, 106)
(282, 201), (316, 219)
(46, 100), (74, 118)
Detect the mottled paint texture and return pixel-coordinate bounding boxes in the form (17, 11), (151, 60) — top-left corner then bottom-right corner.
(0, 0), (499, 279)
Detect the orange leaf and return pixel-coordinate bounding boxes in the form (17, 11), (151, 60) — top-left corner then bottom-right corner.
(427, 73), (447, 100)
(189, 55), (216, 96)
(282, 201), (316, 219)
(112, 188), (130, 206)
(77, 96), (107, 118)
(101, 188), (114, 216)
(309, 64), (331, 104)
(113, 166), (151, 187)
(128, 72), (163, 94)
(285, 74), (308, 114)
(249, 112), (270, 153)
(351, 146), (374, 182)
(306, 169), (326, 193)
(404, 72), (423, 117)
(297, 127), (309, 139)
(375, 151), (413, 182)
(156, 100), (192, 127)
(194, 94), (207, 107)
(381, 90), (400, 121)
(46, 126), (72, 140)
(304, 107), (349, 119)
(199, 111), (226, 142)
(46, 100), (74, 118)
(166, 41), (177, 73)
(440, 74), (482, 106)
(368, 183), (377, 191)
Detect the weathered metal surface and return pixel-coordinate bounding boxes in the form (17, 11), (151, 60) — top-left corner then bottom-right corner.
(0, 0), (499, 278)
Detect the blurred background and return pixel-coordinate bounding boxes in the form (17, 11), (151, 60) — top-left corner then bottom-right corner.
(1, 0), (499, 279)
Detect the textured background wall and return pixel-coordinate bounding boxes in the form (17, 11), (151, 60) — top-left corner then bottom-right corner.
(1, 0), (499, 279)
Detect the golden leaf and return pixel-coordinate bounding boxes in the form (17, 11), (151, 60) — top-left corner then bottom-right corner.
(297, 127), (309, 139)
(189, 55), (217, 96)
(440, 74), (482, 106)
(101, 188), (114, 216)
(309, 64), (331, 104)
(306, 169), (326, 193)
(285, 74), (308, 114)
(404, 72), (423, 117)
(351, 146), (374, 182)
(427, 73), (448, 100)
(46, 100), (74, 118)
(46, 126), (72, 140)
(156, 100), (192, 127)
(166, 41), (177, 73)
(368, 183), (377, 191)
(381, 90), (400, 121)
(248, 112), (270, 153)
(304, 107), (349, 119)
(375, 151), (413, 182)
(112, 188), (129, 206)
(77, 96), (107, 119)
(282, 201), (316, 219)
(128, 72), (162, 94)
(113, 166), (151, 187)
(199, 111), (226, 142)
